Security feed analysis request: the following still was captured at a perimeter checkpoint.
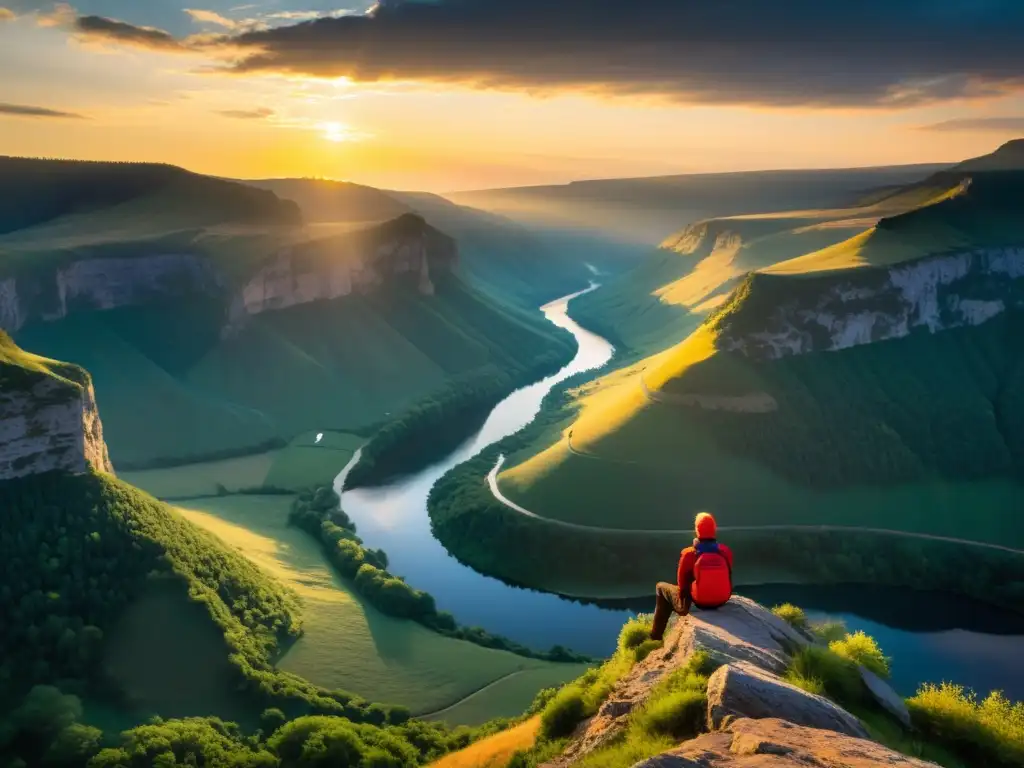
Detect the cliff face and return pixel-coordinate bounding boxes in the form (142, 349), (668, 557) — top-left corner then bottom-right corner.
(226, 214), (457, 330)
(0, 214), (458, 336)
(0, 254), (223, 332)
(717, 247), (1024, 359)
(0, 360), (113, 480)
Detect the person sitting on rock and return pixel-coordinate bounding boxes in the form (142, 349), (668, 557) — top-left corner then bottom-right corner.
(650, 511), (734, 641)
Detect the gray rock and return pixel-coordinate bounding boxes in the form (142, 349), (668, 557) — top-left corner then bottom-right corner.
(676, 596), (810, 675)
(860, 666), (912, 729)
(706, 662), (870, 739)
(630, 718), (941, 767)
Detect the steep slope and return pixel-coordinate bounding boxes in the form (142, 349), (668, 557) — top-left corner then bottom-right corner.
(1, 159), (575, 467)
(570, 174), (963, 358)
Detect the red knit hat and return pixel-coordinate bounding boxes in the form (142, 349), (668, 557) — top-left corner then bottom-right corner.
(695, 512), (717, 539)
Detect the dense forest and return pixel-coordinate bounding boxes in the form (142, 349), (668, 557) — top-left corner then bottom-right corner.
(289, 487), (591, 663)
(345, 350), (569, 489)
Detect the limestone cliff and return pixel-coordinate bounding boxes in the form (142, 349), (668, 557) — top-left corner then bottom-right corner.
(715, 247), (1024, 359)
(0, 214), (458, 336)
(225, 213), (457, 332)
(0, 337), (113, 480)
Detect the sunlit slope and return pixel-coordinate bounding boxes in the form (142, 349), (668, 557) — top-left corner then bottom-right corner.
(499, 169), (1024, 550)
(569, 165), (998, 358)
(177, 496), (588, 724)
(569, 183), (954, 357)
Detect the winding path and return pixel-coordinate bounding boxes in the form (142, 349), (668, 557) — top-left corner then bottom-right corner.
(488, 454), (1024, 556)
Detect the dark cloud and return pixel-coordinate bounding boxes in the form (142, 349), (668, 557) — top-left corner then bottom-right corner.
(920, 116), (1024, 132)
(60, 1), (1024, 108)
(75, 14), (186, 51)
(0, 102), (85, 119)
(216, 107), (274, 119)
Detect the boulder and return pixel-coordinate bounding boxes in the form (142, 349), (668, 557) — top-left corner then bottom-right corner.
(631, 717), (940, 767)
(859, 666), (912, 729)
(677, 597), (810, 675)
(706, 662), (869, 739)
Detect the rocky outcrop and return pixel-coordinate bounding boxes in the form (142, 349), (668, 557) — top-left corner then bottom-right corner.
(718, 247), (1024, 359)
(706, 662), (869, 738)
(547, 596), (919, 768)
(0, 368), (113, 480)
(545, 598), (817, 766)
(632, 717), (938, 768)
(226, 214), (457, 332)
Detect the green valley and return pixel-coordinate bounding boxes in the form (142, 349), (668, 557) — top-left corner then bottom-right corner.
(427, 143), (1024, 610)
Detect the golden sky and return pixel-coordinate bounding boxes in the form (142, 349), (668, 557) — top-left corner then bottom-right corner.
(2, 2), (1024, 191)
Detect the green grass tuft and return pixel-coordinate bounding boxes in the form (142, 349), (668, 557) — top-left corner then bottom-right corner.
(908, 683), (1024, 768)
(538, 686), (587, 741)
(830, 631), (891, 679)
(772, 603), (809, 632)
(786, 645), (865, 709)
(784, 670), (826, 697)
(634, 689), (706, 739)
(810, 620), (848, 644)
(631, 640), (662, 664)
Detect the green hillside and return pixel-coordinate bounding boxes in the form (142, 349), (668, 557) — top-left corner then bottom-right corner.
(0, 157), (301, 238)
(570, 173), (963, 359)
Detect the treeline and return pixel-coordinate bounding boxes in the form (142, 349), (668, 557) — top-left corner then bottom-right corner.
(289, 487), (592, 663)
(345, 350), (570, 489)
(0, 685), (515, 767)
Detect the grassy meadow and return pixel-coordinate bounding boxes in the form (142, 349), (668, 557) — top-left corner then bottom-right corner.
(176, 495), (589, 723)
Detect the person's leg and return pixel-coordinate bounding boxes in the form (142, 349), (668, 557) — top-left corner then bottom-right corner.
(650, 582), (682, 641)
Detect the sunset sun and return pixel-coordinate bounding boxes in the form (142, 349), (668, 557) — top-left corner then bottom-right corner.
(320, 121), (349, 143)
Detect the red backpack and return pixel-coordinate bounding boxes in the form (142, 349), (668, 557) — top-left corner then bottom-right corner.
(692, 542), (732, 608)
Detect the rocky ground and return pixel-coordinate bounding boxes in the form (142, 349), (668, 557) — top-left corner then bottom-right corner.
(544, 596), (926, 768)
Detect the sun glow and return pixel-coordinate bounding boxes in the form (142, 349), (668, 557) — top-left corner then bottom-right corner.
(321, 121), (350, 142)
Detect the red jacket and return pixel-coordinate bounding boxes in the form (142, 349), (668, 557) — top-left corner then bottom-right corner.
(678, 540), (734, 601)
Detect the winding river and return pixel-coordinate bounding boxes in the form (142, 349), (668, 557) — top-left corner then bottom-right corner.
(337, 286), (1024, 700)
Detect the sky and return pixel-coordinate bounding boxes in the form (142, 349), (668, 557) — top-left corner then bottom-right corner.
(2, 1), (1024, 191)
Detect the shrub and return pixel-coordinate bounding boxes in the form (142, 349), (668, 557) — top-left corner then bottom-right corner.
(619, 619), (652, 651)
(908, 683), (1024, 768)
(810, 620), (848, 644)
(786, 645), (864, 708)
(784, 670), (826, 697)
(540, 685), (588, 740)
(830, 631), (891, 679)
(636, 689), (706, 739)
(632, 640), (662, 664)
(772, 603), (809, 632)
